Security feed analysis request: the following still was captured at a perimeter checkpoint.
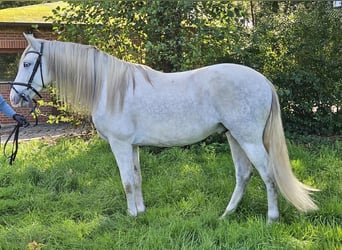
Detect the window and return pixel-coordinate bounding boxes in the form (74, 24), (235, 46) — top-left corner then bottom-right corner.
(0, 53), (21, 82)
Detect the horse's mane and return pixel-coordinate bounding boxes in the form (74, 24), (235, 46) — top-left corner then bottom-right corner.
(44, 40), (150, 113)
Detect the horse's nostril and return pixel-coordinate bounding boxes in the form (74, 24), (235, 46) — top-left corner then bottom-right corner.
(20, 93), (29, 102)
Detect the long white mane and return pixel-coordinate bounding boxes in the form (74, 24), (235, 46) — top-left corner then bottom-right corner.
(43, 40), (150, 113)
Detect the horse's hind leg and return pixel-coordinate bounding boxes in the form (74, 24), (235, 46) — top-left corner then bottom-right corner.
(239, 140), (279, 223)
(221, 131), (253, 218)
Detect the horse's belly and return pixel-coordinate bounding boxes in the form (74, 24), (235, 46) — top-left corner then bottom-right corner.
(133, 121), (226, 147)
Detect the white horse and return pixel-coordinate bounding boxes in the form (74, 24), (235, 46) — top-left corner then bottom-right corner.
(10, 34), (318, 222)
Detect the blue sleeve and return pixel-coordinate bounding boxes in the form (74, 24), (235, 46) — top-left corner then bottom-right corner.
(0, 95), (16, 118)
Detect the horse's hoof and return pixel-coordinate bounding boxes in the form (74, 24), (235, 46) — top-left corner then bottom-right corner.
(267, 215), (279, 224)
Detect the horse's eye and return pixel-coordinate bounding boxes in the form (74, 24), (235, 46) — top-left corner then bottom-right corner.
(23, 62), (31, 68)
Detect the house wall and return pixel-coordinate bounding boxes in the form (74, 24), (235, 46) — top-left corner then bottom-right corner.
(0, 25), (56, 52)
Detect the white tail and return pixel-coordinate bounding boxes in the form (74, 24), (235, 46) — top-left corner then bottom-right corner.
(263, 86), (319, 212)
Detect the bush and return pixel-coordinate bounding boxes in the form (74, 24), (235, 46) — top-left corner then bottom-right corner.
(47, 1), (341, 135)
(241, 2), (341, 135)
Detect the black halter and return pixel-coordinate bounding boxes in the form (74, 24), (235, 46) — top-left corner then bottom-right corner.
(9, 42), (46, 125)
(3, 43), (46, 165)
(10, 42), (45, 99)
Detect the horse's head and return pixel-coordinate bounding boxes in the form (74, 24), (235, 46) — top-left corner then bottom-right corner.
(10, 34), (51, 107)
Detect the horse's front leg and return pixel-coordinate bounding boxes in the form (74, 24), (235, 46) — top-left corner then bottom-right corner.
(133, 145), (145, 213)
(109, 139), (142, 216)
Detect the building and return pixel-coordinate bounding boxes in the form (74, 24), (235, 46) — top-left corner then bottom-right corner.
(0, 1), (66, 124)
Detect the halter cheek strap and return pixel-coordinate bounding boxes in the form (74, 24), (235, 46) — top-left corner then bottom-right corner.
(26, 42), (45, 88)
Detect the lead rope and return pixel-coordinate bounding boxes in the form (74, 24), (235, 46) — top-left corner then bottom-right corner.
(3, 124), (20, 165)
(3, 94), (37, 165)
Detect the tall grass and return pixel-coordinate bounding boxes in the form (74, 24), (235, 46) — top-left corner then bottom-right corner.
(0, 134), (341, 249)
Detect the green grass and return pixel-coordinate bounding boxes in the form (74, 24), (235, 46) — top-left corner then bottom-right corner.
(0, 134), (341, 249)
(0, 1), (67, 23)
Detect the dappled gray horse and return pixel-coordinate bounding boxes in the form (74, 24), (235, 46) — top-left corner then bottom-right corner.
(10, 34), (318, 222)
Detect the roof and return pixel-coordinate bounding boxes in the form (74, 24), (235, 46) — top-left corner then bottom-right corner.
(0, 1), (67, 24)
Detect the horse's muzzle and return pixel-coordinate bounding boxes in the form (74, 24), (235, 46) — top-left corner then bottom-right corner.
(10, 92), (29, 107)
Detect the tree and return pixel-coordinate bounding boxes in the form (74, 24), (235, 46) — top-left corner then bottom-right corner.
(48, 0), (247, 72)
(243, 1), (342, 135)
(47, 0), (341, 135)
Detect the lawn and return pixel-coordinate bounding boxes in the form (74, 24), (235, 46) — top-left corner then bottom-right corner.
(0, 132), (341, 249)
(0, 1), (67, 23)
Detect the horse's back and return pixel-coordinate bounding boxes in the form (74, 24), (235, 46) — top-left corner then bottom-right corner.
(141, 63), (272, 120)
(147, 63), (271, 97)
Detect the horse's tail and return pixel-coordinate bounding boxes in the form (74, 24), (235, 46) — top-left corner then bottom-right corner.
(263, 84), (319, 212)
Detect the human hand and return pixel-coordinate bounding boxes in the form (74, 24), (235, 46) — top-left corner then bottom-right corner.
(13, 114), (29, 127)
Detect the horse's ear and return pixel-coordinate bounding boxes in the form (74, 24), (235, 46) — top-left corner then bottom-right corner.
(23, 33), (40, 50)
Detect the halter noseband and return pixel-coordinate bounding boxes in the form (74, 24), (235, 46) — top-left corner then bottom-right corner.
(10, 42), (45, 99)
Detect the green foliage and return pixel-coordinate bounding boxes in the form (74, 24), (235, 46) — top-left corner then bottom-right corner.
(0, 135), (341, 249)
(242, 2), (342, 135)
(36, 87), (91, 125)
(48, 0), (247, 72)
(140, 1), (248, 72)
(46, 1), (341, 135)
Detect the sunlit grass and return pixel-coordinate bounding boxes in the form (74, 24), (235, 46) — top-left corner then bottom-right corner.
(0, 134), (340, 249)
(0, 1), (67, 23)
